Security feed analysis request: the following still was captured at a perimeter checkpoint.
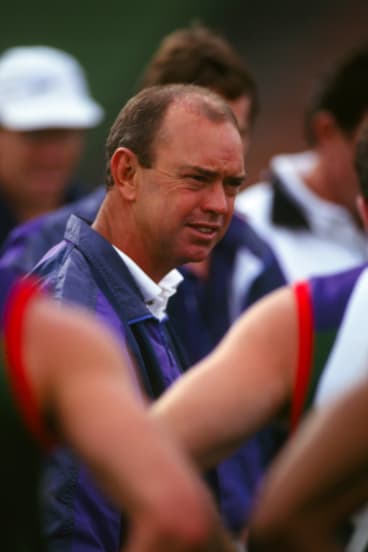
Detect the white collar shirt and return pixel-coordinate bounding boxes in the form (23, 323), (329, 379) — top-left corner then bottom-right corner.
(113, 246), (183, 321)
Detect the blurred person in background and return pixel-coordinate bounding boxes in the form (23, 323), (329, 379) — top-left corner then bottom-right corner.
(0, 45), (103, 246)
(244, 115), (368, 552)
(237, 45), (368, 281)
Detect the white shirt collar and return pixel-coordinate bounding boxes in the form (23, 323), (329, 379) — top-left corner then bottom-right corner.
(112, 246), (183, 321)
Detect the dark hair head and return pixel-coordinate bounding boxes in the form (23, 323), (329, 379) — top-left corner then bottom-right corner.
(138, 24), (259, 126)
(305, 45), (368, 144)
(355, 120), (368, 200)
(105, 83), (238, 188)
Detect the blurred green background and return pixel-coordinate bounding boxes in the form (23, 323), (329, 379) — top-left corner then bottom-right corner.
(2, 0), (367, 187)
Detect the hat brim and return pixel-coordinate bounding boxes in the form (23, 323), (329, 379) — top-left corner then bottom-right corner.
(1, 97), (104, 130)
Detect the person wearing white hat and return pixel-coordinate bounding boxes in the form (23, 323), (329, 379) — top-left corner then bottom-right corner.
(0, 45), (103, 246)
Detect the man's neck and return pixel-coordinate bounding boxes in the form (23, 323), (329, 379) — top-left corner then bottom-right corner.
(93, 196), (170, 283)
(302, 161), (361, 226)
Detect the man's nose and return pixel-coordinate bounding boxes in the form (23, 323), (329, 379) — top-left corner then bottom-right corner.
(201, 180), (231, 215)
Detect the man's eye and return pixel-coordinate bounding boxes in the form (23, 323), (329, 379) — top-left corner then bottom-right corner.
(191, 174), (207, 182)
(226, 178), (245, 189)
(187, 174), (207, 183)
(223, 180), (243, 196)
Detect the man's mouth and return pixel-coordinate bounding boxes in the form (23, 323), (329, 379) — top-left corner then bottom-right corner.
(197, 226), (215, 234)
(187, 224), (221, 238)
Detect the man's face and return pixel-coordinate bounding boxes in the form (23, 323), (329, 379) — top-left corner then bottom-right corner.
(134, 103), (245, 279)
(0, 128), (84, 212)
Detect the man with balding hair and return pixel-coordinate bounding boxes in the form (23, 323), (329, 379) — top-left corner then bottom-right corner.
(33, 83), (245, 551)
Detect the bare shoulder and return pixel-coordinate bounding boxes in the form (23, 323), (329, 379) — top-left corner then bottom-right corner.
(23, 297), (127, 400)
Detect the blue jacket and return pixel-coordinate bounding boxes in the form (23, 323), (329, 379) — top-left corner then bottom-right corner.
(0, 187), (105, 276)
(0, 179), (91, 249)
(33, 215), (191, 551)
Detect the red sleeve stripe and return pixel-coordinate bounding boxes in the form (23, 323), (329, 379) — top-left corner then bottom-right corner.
(4, 277), (56, 451)
(290, 281), (314, 432)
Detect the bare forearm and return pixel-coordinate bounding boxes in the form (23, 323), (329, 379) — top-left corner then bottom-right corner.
(248, 383), (368, 550)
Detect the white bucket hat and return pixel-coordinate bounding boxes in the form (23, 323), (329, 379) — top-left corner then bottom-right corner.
(0, 46), (104, 130)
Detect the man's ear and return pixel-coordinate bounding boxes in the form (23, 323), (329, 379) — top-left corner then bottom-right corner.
(310, 111), (339, 145)
(356, 195), (368, 231)
(110, 147), (138, 200)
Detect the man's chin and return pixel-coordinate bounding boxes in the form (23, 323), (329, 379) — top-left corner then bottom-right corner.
(183, 246), (215, 264)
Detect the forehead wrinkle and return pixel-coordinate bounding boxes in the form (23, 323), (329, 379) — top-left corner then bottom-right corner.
(178, 164), (246, 182)
(178, 164), (217, 175)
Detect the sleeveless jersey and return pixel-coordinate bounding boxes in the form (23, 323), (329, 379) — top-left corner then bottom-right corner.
(0, 271), (52, 550)
(291, 263), (368, 552)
